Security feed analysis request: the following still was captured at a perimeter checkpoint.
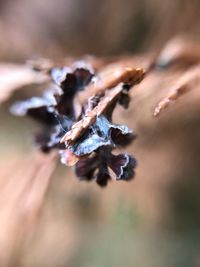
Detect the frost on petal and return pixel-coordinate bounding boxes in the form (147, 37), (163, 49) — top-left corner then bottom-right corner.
(108, 154), (137, 180)
(67, 115), (134, 156)
(68, 132), (112, 156)
(34, 115), (73, 152)
(51, 64), (94, 116)
(10, 96), (57, 125)
(109, 123), (134, 146)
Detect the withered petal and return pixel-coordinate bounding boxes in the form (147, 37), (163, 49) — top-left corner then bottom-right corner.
(10, 95), (57, 125)
(75, 156), (98, 180)
(95, 165), (110, 187)
(67, 116), (114, 156)
(51, 63), (94, 117)
(95, 116), (133, 146)
(51, 62), (94, 89)
(34, 130), (52, 153)
(110, 124), (134, 146)
(108, 154), (137, 180)
(34, 126), (64, 152)
(34, 114), (73, 153)
(66, 115), (133, 156)
(68, 133), (112, 156)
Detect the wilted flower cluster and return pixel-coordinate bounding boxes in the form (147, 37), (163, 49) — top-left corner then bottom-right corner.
(11, 61), (144, 186)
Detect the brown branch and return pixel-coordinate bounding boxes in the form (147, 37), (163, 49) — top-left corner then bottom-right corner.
(61, 67), (145, 144)
(76, 66), (145, 106)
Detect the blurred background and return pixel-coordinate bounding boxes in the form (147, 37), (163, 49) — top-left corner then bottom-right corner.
(1, 0), (200, 266)
(0, 0), (200, 60)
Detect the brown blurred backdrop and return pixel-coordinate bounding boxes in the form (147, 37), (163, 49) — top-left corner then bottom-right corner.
(0, 0), (200, 60)
(1, 0), (200, 267)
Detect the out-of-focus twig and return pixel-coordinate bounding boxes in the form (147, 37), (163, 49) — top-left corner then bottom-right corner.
(154, 64), (200, 116)
(156, 36), (200, 68)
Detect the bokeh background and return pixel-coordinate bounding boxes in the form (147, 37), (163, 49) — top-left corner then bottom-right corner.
(1, 0), (200, 266)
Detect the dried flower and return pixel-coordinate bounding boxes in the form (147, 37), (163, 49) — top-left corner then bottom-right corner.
(75, 148), (136, 187)
(11, 60), (145, 186)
